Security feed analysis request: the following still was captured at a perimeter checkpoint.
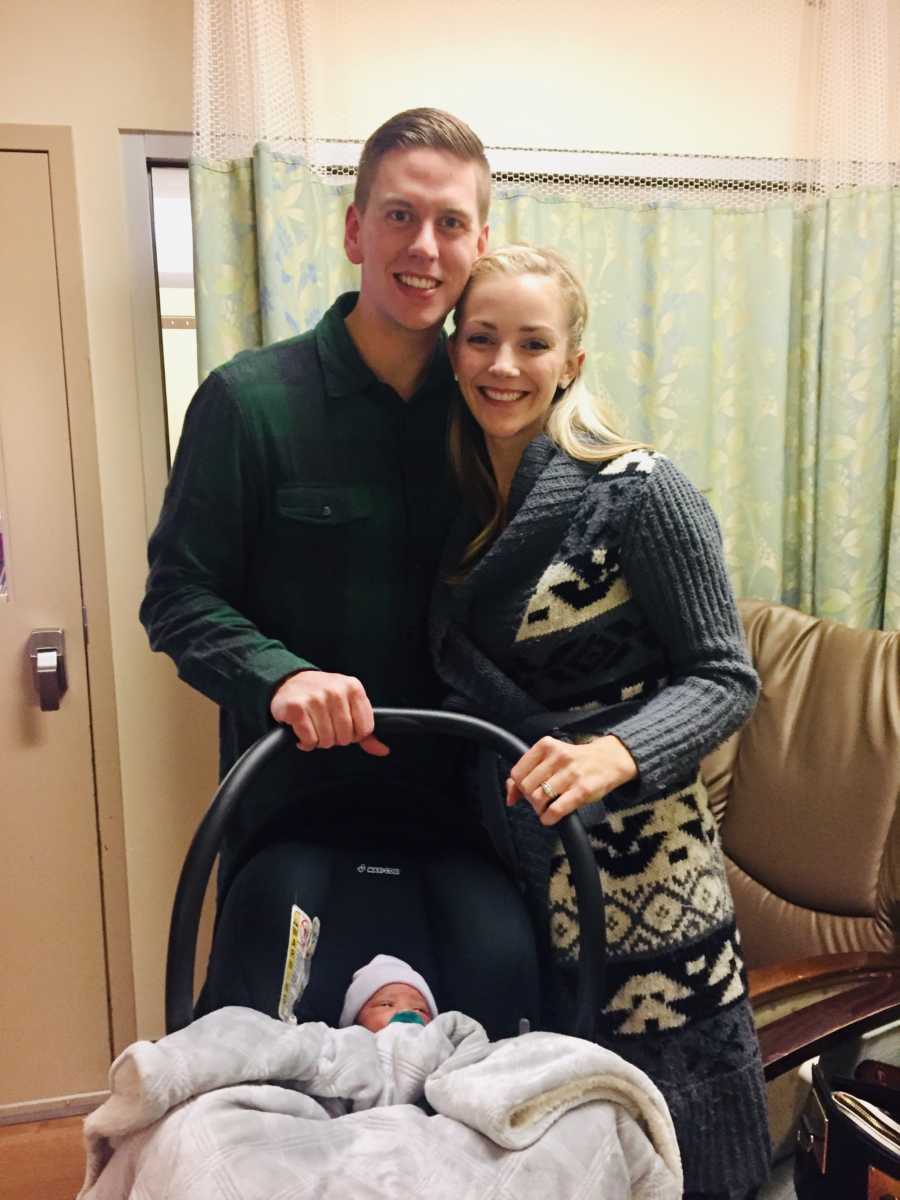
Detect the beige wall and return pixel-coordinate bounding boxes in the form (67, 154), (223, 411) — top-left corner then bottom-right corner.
(307, 0), (811, 158)
(0, 0), (217, 1042)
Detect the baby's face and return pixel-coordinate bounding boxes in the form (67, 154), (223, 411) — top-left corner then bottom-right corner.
(356, 983), (433, 1032)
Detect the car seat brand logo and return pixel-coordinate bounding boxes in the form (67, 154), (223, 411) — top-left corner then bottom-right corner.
(356, 863), (401, 876)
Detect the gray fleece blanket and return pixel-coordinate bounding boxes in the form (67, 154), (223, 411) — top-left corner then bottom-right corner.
(79, 1007), (682, 1199)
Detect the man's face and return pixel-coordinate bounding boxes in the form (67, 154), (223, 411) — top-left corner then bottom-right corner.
(344, 146), (489, 336)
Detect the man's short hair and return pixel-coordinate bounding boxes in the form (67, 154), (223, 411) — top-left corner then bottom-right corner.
(354, 107), (491, 225)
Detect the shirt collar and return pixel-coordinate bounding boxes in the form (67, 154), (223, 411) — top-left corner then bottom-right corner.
(316, 291), (453, 401)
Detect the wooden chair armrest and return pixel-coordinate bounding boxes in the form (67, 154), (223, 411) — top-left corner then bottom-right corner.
(752, 967), (900, 1081)
(748, 951), (900, 1006)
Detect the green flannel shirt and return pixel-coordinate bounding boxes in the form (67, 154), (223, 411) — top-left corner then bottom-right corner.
(141, 294), (460, 871)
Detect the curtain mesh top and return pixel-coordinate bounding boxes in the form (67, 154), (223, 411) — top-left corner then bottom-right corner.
(193, 0), (900, 210)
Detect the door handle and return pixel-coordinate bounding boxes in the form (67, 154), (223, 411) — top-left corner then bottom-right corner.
(27, 629), (67, 711)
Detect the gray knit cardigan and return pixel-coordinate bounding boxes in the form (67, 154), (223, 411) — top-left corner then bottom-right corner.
(431, 435), (771, 1197)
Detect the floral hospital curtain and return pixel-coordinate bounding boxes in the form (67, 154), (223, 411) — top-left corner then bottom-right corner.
(190, 1), (899, 630)
(191, 148), (899, 630)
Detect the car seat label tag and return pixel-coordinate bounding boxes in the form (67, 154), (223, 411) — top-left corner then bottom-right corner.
(278, 904), (320, 1024)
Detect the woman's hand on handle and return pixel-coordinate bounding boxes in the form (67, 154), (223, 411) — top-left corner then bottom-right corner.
(506, 734), (638, 825)
(270, 670), (391, 756)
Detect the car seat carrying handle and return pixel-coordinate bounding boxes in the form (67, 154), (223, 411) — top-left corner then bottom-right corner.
(166, 708), (607, 1039)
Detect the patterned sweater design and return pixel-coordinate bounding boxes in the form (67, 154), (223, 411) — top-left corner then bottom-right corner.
(431, 437), (760, 1040)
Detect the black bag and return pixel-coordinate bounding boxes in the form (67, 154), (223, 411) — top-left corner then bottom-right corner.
(795, 1060), (900, 1199)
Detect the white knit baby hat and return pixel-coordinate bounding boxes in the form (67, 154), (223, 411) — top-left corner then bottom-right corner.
(338, 954), (438, 1027)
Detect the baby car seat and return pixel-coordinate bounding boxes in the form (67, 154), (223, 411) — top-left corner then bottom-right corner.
(166, 709), (606, 1040)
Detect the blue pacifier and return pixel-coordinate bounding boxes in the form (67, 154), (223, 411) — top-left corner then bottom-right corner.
(389, 1011), (426, 1025)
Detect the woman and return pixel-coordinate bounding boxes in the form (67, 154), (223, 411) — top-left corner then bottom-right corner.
(431, 244), (770, 1200)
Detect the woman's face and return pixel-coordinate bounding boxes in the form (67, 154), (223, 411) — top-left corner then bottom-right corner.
(450, 272), (582, 455)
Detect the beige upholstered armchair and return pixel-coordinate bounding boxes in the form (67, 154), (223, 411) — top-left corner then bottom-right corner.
(701, 599), (900, 1190)
(706, 600), (898, 965)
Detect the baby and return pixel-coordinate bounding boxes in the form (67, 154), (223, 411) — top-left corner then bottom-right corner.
(339, 955), (438, 1032)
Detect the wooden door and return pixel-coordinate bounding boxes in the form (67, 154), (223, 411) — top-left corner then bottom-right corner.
(0, 148), (111, 1105)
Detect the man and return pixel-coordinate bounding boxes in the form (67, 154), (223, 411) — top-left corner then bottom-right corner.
(141, 109), (490, 943)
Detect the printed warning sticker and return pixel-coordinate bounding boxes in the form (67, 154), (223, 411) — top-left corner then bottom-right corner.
(278, 904), (320, 1024)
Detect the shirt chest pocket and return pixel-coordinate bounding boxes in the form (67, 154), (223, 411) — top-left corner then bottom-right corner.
(274, 483), (373, 527)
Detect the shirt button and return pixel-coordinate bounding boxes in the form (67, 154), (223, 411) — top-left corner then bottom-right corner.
(321, 504), (332, 518)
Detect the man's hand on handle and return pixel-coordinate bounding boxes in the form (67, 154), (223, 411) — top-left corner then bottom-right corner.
(270, 671), (390, 756)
